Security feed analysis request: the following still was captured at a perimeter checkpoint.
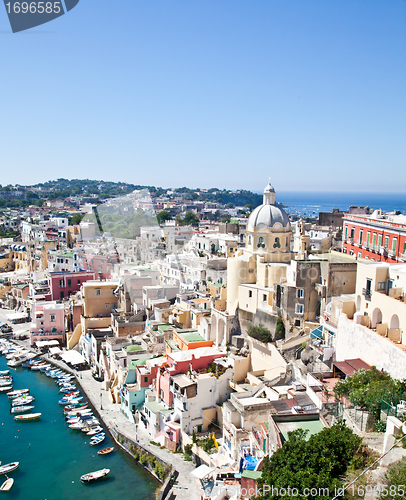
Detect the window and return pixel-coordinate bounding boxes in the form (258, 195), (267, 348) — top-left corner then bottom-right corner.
(392, 238), (397, 253)
(257, 236), (265, 248)
(105, 303), (110, 309)
(372, 233), (376, 249)
(263, 294), (267, 302)
(366, 232), (370, 248)
(384, 236), (389, 249)
(67, 279), (71, 287)
(65, 259), (68, 264)
(96, 288), (101, 295)
(296, 289), (304, 298)
(377, 282), (386, 290)
(378, 234), (382, 248)
(345, 227), (348, 240)
(248, 235), (252, 245)
(273, 237), (281, 248)
(295, 304), (304, 314)
(248, 290), (253, 298)
(77, 279), (81, 285)
(59, 279), (64, 287)
(144, 377), (148, 383)
(350, 228), (355, 238)
(359, 230), (363, 245)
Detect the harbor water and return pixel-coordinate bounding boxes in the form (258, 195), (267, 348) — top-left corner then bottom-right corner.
(0, 355), (158, 500)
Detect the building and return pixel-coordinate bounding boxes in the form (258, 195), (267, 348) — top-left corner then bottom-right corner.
(343, 210), (406, 263)
(48, 270), (96, 301)
(30, 301), (65, 346)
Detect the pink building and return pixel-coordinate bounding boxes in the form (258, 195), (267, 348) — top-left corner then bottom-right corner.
(48, 270), (96, 301)
(30, 301), (65, 346)
(82, 253), (117, 280)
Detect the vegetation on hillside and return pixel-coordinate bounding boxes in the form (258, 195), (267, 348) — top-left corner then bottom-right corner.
(247, 324), (273, 343)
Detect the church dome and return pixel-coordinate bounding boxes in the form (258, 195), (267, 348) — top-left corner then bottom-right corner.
(248, 204), (290, 231)
(247, 180), (290, 231)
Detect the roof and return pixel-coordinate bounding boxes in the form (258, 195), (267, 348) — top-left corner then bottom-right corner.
(157, 324), (174, 331)
(129, 357), (150, 369)
(248, 204), (290, 231)
(277, 419), (325, 442)
(190, 465), (216, 480)
(172, 374), (194, 388)
(125, 344), (144, 352)
(144, 401), (172, 415)
(242, 470), (262, 480)
(333, 359), (371, 377)
(166, 339), (180, 351)
(179, 331), (206, 343)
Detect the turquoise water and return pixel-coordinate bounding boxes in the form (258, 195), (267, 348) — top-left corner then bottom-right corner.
(0, 356), (158, 500)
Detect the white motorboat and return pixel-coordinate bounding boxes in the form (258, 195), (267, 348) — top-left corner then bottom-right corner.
(0, 462), (19, 475)
(0, 370), (10, 376)
(90, 434), (105, 446)
(7, 388), (29, 399)
(0, 386), (13, 393)
(12, 395), (35, 406)
(80, 468), (110, 483)
(86, 426), (103, 436)
(11, 405), (35, 414)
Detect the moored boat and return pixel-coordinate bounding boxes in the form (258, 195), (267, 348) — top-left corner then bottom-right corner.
(58, 396), (82, 405)
(80, 468), (110, 483)
(11, 395), (35, 406)
(10, 405), (35, 414)
(63, 403), (88, 413)
(0, 463), (19, 475)
(14, 412), (41, 422)
(0, 370), (10, 376)
(86, 426), (103, 436)
(89, 434), (105, 446)
(7, 388), (29, 399)
(0, 386), (12, 393)
(0, 477), (14, 492)
(98, 447), (114, 456)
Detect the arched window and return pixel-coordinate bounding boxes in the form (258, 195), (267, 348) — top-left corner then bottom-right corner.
(248, 235), (252, 245)
(273, 237), (281, 248)
(257, 237), (265, 248)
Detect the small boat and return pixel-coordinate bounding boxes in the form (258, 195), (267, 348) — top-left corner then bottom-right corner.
(0, 379), (12, 387)
(0, 477), (14, 491)
(80, 468), (110, 483)
(12, 395), (35, 406)
(98, 447), (114, 456)
(7, 388), (29, 399)
(39, 364), (52, 372)
(60, 386), (77, 393)
(63, 403), (88, 414)
(0, 370), (10, 376)
(58, 396), (83, 405)
(90, 434), (106, 446)
(11, 405), (35, 414)
(86, 426), (103, 436)
(81, 424), (100, 433)
(0, 463), (19, 475)
(0, 386), (12, 393)
(69, 418), (99, 429)
(14, 413), (41, 422)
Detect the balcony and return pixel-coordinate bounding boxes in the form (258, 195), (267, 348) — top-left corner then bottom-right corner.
(348, 237), (354, 244)
(362, 288), (372, 301)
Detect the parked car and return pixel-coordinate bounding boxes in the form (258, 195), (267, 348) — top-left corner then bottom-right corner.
(1, 324), (13, 333)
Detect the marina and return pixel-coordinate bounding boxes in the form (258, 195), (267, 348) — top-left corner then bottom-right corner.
(0, 346), (158, 500)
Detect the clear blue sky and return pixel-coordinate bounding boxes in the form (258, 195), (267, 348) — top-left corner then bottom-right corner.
(1, 0), (405, 192)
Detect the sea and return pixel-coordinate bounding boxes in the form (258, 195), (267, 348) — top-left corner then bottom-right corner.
(0, 356), (157, 500)
(261, 191), (406, 217)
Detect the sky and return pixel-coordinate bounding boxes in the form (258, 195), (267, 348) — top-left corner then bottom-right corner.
(0, 0), (405, 192)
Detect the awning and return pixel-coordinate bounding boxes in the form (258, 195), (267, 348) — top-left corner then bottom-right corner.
(310, 326), (323, 339)
(6, 312), (28, 321)
(190, 464), (216, 480)
(60, 350), (86, 366)
(49, 347), (62, 355)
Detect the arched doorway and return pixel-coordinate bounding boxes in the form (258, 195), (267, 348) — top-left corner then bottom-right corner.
(390, 314), (400, 330)
(372, 308), (383, 329)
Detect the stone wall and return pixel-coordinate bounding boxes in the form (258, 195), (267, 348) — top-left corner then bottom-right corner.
(335, 314), (406, 380)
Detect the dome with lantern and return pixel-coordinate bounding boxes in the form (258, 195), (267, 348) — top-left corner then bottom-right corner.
(247, 181), (290, 232)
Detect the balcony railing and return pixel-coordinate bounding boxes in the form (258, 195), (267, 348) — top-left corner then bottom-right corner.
(362, 288), (372, 301)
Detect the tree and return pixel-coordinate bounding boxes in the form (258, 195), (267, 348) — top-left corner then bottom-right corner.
(183, 211), (199, 225)
(333, 367), (398, 426)
(69, 213), (84, 225)
(275, 317), (285, 340)
(380, 457), (406, 500)
(259, 423), (363, 500)
(156, 210), (172, 225)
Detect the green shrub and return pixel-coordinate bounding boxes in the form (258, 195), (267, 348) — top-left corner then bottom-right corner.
(247, 324), (272, 343)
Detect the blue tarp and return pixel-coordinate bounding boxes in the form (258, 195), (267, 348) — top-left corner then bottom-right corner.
(243, 456), (258, 471)
(310, 326), (323, 339)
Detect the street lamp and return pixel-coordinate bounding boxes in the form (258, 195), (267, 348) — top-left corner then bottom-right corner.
(100, 392), (103, 411)
(135, 423), (138, 442)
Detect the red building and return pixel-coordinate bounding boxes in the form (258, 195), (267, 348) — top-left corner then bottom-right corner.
(342, 210), (406, 263)
(48, 270), (96, 301)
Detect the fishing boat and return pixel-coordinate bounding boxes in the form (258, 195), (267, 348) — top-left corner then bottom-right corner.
(0, 463), (19, 475)
(98, 447), (114, 456)
(63, 403), (88, 413)
(86, 426), (103, 436)
(80, 468), (110, 483)
(89, 434), (106, 446)
(0, 477), (14, 492)
(11, 395), (35, 406)
(10, 405), (35, 414)
(7, 388), (29, 399)
(14, 413), (41, 422)
(58, 396), (83, 405)
(0, 386), (12, 393)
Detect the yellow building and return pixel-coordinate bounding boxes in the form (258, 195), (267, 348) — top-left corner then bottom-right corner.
(83, 280), (120, 317)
